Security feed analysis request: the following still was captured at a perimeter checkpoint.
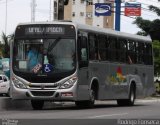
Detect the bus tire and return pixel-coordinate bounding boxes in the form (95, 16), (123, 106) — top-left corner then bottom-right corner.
(31, 100), (44, 110)
(75, 88), (95, 108)
(6, 88), (10, 97)
(86, 88), (95, 108)
(117, 85), (136, 106)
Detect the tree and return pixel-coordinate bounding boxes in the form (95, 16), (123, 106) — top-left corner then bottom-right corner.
(133, 5), (160, 40)
(149, 5), (160, 16)
(133, 5), (160, 76)
(0, 42), (3, 58)
(152, 40), (160, 75)
(0, 32), (14, 58)
(133, 17), (151, 36)
(148, 5), (160, 40)
(149, 19), (160, 40)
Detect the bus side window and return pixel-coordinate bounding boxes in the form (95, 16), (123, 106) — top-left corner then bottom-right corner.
(89, 34), (100, 60)
(108, 36), (117, 62)
(127, 40), (136, 64)
(78, 35), (88, 68)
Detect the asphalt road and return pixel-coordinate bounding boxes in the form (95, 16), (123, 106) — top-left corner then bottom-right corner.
(0, 97), (160, 125)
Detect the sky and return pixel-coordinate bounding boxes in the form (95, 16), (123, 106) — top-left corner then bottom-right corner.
(0, 0), (160, 38)
(0, 0), (51, 36)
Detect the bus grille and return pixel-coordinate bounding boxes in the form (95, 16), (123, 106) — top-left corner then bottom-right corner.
(31, 91), (55, 96)
(29, 84), (59, 89)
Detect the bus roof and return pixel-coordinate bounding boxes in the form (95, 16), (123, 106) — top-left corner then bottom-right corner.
(76, 23), (152, 43)
(17, 21), (152, 43)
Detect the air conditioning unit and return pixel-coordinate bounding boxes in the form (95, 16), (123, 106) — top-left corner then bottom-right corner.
(80, 12), (84, 16)
(86, 13), (92, 18)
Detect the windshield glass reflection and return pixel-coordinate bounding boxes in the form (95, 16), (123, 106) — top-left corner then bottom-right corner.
(13, 38), (76, 74)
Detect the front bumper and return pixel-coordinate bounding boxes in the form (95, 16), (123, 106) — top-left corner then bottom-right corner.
(11, 84), (77, 101)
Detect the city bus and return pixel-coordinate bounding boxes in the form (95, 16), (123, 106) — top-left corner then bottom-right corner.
(10, 21), (154, 110)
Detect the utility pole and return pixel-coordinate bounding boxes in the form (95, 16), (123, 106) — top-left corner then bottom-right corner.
(49, 0), (52, 21)
(5, 0), (8, 34)
(57, 0), (69, 20)
(31, 0), (36, 22)
(58, 0), (64, 20)
(115, 0), (121, 31)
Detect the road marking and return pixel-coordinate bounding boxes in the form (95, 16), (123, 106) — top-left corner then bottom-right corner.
(88, 113), (128, 119)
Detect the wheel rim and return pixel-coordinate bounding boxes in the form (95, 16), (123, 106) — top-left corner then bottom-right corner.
(130, 89), (135, 103)
(90, 90), (95, 103)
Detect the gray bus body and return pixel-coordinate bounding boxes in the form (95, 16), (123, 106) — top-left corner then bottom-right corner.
(10, 21), (154, 109)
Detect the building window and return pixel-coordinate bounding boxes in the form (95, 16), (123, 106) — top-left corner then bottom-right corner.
(81, 0), (85, 3)
(86, 12), (92, 19)
(72, 12), (75, 17)
(73, 0), (75, 4)
(80, 12), (84, 16)
(87, 0), (93, 5)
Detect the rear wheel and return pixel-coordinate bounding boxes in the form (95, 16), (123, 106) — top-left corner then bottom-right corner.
(117, 85), (136, 106)
(31, 100), (44, 110)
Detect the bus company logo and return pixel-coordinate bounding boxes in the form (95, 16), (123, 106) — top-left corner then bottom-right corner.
(107, 67), (127, 85)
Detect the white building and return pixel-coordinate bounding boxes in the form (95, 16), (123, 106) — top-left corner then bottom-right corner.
(55, 0), (115, 29)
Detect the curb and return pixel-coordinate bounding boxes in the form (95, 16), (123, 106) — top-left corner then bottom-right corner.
(136, 98), (160, 103)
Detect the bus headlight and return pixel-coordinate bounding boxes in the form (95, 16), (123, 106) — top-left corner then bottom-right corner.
(60, 76), (78, 89)
(12, 77), (27, 89)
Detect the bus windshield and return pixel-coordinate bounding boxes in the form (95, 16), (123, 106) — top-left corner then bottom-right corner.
(13, 38), (76, 75)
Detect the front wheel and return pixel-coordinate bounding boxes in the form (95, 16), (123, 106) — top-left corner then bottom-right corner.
(117, 85), (136, 106)
(31, 100), (44, 110)
(75, 89), (95, 108)
(6, 88), (10, 97)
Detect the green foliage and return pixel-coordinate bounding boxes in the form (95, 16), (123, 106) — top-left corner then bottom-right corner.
(152, 40), (160, 75)
(149, 5), (160, 16)
(133, 17), (151, 35)
(0, 44), (3, 58)
(150, 19), (160, 32)
(136, 31), (148, 36)
(133, 5), (160, 40)
(133, 5), (160, 75)
(0, 32), (14, 58)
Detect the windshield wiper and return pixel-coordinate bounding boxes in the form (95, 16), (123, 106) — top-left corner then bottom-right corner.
(47, 37), (61, 53)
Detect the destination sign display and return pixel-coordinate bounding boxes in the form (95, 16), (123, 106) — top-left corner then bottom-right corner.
(15, 24), (76, 38)
(25, 27), (65, 35)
